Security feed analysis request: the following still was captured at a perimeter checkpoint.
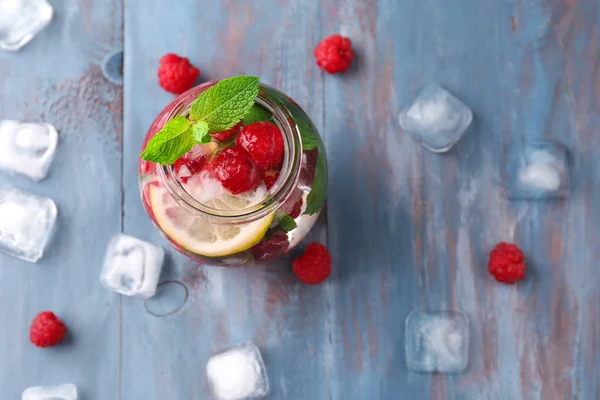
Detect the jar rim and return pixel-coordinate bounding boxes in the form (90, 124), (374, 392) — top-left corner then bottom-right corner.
(156, 82), (303, 225)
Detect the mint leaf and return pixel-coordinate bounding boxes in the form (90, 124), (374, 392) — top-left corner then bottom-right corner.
(294, 116), (327, 215)
(140, 116), (194, 165)
(191, 121), (210, 144)
(242, 104), (272, 126)
(190, 76), (259, 133)
(296, 117), (321, 150)
(304, 149), (327, 215)
(279, 214), (297, 232)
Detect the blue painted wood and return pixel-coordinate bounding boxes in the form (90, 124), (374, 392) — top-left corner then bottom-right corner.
(1, 0), (598, 398)
(124, 0), (600, 398)
(0, 0), (123, 398)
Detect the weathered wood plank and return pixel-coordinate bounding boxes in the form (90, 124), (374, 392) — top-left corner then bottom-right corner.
(0, 0), (123, 398)
(123, 1), (332, 399)
(321, 0), (600, 398)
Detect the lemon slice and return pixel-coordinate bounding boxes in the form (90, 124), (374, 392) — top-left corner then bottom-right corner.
(149, 184), (273, 257)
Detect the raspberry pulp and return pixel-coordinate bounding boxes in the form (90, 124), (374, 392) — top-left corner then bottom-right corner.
(236, 122), (284, 171)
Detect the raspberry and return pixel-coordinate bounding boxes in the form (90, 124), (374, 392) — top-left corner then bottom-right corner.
(263, 167), (281, 190)
(292, 242), (332, 285)
(209, 147), (260, 194)
(174, 144), (216, 183)
(488, 242), (526, 284)
(211, 121), (242, 142)
(289, 199), (303, 219)
(29, 311), (67, 348)
(300, 148), (318, 186)
(250, 232), (290, 263)
(157, 53), (200, 94)
(140, 159), (155, 175)
(236, 122), (284, 171)
(314, 34), (355, 74)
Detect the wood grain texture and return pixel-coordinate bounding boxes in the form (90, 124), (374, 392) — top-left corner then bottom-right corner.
(0, 0), (123, 398)
(1, 0), (598, 398)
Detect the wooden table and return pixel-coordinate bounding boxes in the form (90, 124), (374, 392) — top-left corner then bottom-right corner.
(1, 0), (598, 398)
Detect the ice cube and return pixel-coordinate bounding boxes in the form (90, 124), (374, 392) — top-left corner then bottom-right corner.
(186, 171), (225, 204)
(100, 234), (164, 298)
(206, 342), (269, 400)
(405, 311), (469, 373)
(505, 141), (569, 200)
(0, 187), (57, 263)
(22, 383), (77, 400)
(0, 120), (59, 181)
(398, 83), (473, 153)
(0, 0), (53, 51)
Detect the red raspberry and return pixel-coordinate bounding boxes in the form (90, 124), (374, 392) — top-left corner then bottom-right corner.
(263, 168), (280, 190)
(236, 122), (284, 171)
(300, 148), (318, 186)
(173, 144), (216, 183)
(250, 232), (290, 263)
(292, 242), (332, 285)
(488, 242), (526, 284)
(157, 53), (200, 94)
(140, 159), (155, 175)
(29, 311), (67, 348)
(209, 147), (260, 194)
(211, 121), (242, 142)
(289, 199), (303, 219)
(314, 34), (354, 74)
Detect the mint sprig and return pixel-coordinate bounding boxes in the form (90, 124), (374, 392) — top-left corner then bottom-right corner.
(190, 76), (259, 133)
(278, 214), (298, 232)
(140, 116), (194, 165)
(304, 152), (326, 215)
(191, 121), (210, 144)
(296, 118), (327, 215)
(141, 76), (259, 165)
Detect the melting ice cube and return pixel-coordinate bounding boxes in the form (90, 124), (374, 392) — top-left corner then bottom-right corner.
(398, 83), (472, 153)
(206, 342), (269, 400)
(506, 141), (569, 199)
(0, 0), (53, 51)
(22, 383), (77, 400)
(100, 234), (164, 298)
(405, 311), (469, 373)
(0, 187), (57, 263)
(0, 120), (59, 181)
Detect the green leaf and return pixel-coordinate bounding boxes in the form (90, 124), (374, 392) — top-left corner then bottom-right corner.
(294, 116), (327, 215)
(304, 147), (327, 215)
(191, 120), (210, 144)
(296, 117), (319, 150)
(189, 76), (259, 133)
(278, 214), (298, 232)
(242, 104), (272, 126)
(140, 116), (194, 165)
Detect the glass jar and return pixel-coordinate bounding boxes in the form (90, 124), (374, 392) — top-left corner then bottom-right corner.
(138, 82), (327, 266)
